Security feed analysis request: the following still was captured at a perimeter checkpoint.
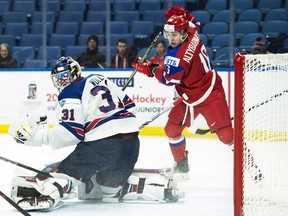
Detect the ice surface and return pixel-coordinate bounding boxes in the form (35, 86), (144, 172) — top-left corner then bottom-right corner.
(0, 134), (233, 216)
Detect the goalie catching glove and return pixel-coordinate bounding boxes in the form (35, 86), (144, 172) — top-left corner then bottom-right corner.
(132, 56), (159, 78)
(10, 114), (48, 146)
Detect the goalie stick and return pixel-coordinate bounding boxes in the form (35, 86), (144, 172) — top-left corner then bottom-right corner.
(191, 88), (288, 135)
(0, 155), (52, 178)
(0, 190), (31, 216)
(122, 30), (162, 91)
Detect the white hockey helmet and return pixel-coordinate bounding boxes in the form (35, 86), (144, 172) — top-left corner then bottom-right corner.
(51, 56), (81, 91)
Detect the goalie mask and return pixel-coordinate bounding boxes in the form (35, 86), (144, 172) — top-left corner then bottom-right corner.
(51, 56), (81, 91)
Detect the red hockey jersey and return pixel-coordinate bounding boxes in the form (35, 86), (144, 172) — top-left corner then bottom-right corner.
(154, 26), (222, 105)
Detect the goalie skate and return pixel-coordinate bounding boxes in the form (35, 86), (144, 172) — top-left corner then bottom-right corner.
(17, 196), (64, 211)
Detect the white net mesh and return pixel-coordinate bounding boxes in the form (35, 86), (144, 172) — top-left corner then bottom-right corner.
(241, 54), (288, 216)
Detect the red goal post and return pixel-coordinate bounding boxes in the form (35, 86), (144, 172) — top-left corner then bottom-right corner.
(234, 53), (288, 216)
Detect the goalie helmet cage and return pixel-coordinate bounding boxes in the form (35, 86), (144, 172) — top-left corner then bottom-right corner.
(234, 53), (288, 216)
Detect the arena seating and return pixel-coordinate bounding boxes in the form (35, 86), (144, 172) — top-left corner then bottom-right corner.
(0, 0), (286, 68)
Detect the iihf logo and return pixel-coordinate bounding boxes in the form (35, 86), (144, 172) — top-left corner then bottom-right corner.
(28, 82), (37, 100)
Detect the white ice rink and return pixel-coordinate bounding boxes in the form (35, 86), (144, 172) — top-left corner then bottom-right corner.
(0, 134), (233, 216)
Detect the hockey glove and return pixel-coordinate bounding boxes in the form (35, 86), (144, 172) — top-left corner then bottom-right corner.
(11, 114), (39, 143)
(132, 59), (159, 78)
(11, 114), (48, 146)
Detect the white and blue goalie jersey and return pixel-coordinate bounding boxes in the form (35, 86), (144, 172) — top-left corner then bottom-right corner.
(49, 74), (139, 149)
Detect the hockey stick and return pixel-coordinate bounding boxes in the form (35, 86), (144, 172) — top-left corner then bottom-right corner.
(191, 88), (288, 135)
(138, 97), (211, 135)
(139, 97), (184, 129)
(0, 155), (52, 178)
(0, 190), (31, 216)
(122, 30), (163, 91)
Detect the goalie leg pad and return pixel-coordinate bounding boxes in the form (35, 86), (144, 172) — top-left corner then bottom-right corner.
(11, 176), (37, 204)
(10, 176), (57, 211)
(10, 175), (74, 211)
(121, 173), (184, 203)
(77, 169), (184, 202)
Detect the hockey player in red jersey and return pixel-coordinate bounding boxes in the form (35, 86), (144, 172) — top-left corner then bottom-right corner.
(132, 6), (234, 180)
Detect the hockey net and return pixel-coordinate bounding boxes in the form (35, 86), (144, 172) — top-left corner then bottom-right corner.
(234, 53), (288, 216)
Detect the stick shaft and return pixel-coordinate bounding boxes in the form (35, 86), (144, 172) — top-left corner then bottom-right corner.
(0, 155), (51, 177)
(121, 31), (162, 91)
(0, 191), (31, 216)
(139, 97), (183, 129)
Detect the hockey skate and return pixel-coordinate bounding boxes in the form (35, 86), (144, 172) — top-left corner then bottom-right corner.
(173, 150), (190, 180)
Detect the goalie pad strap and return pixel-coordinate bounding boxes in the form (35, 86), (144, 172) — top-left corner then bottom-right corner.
(17, 187), (41, 197)
(53, 182), (64, 198)
(137, 178), (145, 194)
